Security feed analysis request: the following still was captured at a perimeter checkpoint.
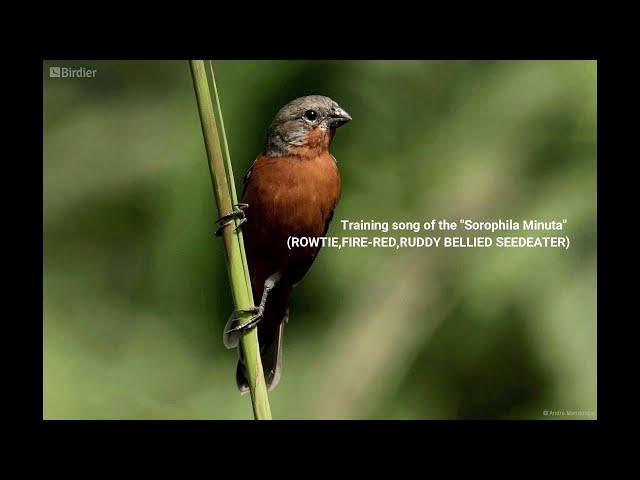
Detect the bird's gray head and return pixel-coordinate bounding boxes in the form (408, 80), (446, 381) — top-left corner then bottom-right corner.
(263, 95), (351, 157)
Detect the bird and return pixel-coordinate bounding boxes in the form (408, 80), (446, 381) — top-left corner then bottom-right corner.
(218, 95), (351, 393)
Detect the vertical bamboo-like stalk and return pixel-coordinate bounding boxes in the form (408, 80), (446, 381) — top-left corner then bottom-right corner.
(189, 60), (272, 420)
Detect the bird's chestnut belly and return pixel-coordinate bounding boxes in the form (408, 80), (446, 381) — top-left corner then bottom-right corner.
(241, 153), (340, 283)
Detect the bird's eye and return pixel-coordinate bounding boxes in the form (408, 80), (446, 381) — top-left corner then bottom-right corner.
(303, 110), (318, 122)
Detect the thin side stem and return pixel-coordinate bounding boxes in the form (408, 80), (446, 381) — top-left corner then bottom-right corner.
(207, 61), (253, 290)
(189, 60), (272, 420)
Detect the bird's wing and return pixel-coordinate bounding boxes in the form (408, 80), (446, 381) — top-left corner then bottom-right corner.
(243, 157), (259, 189)
(322, 210), (335, 237)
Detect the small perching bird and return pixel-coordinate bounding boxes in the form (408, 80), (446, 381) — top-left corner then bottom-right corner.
(219, 95), (351, 392)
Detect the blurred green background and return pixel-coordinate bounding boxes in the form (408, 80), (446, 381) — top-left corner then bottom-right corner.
(43, 60), (596, 419)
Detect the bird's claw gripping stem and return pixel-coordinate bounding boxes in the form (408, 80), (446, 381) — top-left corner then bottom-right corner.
(222, 272), (282, 349)
(215, 203), (249, 236)
(223, 306), (263, 349)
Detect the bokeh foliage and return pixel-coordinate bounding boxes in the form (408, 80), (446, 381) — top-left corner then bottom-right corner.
(43, 60), (596, 419)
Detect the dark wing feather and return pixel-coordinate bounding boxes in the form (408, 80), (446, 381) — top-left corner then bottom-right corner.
(243, 158), (258, 190)
(322, 210), (335, 237)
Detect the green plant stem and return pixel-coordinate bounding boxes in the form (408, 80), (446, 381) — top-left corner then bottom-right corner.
(189, 60), (272, 420)
(208, 62), (253, 290)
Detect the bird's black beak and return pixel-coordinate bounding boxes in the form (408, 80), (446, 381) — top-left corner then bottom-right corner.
(327, 107), (352, 129)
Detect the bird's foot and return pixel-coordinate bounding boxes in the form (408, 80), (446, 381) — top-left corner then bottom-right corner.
(215, 203), (249, 237)
(223, 306), (263, 349)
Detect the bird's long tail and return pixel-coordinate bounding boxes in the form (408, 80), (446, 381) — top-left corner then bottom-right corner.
(236, 285), (291, 393)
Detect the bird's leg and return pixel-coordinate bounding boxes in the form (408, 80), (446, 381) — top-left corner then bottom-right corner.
(223, 272), (282, 349)
(215, 203), (249, 237)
